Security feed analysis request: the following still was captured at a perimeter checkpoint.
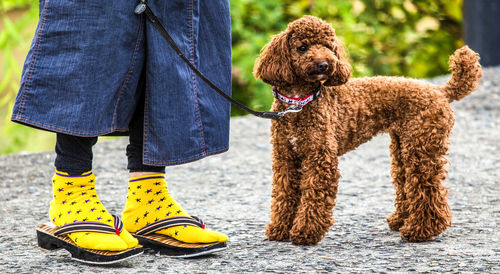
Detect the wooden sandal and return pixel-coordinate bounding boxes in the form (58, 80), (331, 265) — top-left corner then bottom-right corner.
(133, 216), (227, 258)
(36, 215), (143, 264)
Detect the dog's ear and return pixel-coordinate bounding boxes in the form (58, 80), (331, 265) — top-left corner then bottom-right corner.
(253, 31), (296, 87)
(323, 36), (351, 86)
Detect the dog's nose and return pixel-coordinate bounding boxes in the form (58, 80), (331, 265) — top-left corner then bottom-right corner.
(317, 62), (329, 72)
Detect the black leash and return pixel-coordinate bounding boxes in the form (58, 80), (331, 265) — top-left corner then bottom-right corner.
(134, 0), (292, 120)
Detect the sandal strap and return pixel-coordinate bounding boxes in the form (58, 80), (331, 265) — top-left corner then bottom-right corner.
(54, 215), (124, 236)
(135, 216), (205, 236)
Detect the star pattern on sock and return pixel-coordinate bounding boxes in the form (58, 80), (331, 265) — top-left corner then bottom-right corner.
(48, 171), (139, 251)
(123, 177), (195, 237)
(50, 173), (114, 228)
(122, 174), (228, 244)
(123, 177), (188, 232)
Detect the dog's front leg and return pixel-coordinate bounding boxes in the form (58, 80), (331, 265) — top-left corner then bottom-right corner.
(290, 146), (340, 245)
(266, 123), (302, 242)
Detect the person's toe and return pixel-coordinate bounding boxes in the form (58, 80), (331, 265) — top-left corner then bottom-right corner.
(119, 228), (139, 248)
(69, 232), (128, 251)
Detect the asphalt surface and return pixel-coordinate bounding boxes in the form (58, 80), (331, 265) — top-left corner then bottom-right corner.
(0, 66), (499, 273)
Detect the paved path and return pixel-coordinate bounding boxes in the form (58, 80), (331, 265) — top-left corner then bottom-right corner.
(0, 67), (499, 273)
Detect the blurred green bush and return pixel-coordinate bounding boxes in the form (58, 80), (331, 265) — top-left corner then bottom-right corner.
(0, 0), (53, 155)
(0, 0), (463, 155)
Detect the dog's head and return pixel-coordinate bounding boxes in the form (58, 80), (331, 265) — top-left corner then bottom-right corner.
(254, 16), (351, 88)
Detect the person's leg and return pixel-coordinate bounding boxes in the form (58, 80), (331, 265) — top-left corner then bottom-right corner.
(125, 88), (166, 175)
(122, 91), (227, 243)
(55, 133), (97, 175)
(50, 133), (138, 250)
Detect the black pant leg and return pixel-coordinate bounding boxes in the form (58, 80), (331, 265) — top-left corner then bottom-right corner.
(55, 133), (98, 175)
(126, 72), (166, 174)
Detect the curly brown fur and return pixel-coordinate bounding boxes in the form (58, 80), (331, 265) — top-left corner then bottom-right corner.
(254, 16), (482, 245)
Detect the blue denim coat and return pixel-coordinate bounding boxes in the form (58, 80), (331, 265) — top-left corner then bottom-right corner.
(11, 0), (232, 166)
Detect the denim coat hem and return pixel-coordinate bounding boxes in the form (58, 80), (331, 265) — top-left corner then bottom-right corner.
(11, 114), (229, 166)
(11, 116), (129, 137)
(143, 146), (229, 166)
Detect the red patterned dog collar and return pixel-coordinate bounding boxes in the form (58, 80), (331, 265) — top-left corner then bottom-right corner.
(272, 85), (322, 107)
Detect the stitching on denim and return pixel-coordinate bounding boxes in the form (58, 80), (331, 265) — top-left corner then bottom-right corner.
(188, 0), (207, 156)
(144, 146), (229, 166)
(11, 116), (127, 136)
(142, 75), (150, 164)
(112, 15), (145, 129)
(17, 0), (50, 118)
(143, 41), (150, 165)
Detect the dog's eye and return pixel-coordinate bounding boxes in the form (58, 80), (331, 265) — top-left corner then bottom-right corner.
(297, 45), (308, 53)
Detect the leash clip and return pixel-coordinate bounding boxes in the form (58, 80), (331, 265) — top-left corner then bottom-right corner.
(277, 105), (303, 117)
(134, 1), (147, 14)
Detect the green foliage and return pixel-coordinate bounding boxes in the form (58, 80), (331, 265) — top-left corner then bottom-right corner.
(0, 1), (54, 155)
(0, 0), (32, 11)
(230, 0), (463, 114)
(0, 0), (463, 155)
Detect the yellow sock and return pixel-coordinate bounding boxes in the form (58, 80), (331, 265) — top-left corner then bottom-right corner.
(122, 174), (228, 243)
(49, 171), (138, 251)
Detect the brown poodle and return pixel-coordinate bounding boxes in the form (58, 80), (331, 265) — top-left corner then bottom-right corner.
(254, 16), (482, 245)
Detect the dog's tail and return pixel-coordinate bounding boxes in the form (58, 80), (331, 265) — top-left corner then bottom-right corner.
(442, 46), (482, 102)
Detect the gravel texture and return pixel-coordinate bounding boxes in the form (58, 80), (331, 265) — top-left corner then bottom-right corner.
(0, 66), (499, 273)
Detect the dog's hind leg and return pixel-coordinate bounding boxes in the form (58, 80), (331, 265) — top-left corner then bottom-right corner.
(386, 132), (409, 231)
(398, 113), (453, 242)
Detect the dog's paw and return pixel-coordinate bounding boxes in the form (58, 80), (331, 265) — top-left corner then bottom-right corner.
(289, 223), (325, 245)
(386, 212), (406, 231)
(289, 230), (324, 245)
(266, 223), (290, 242)
(398, 213), (450, 242)
(288, 210), (334, 245)
(399, 222), (447, 242)
(399, 226), (434, 242)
